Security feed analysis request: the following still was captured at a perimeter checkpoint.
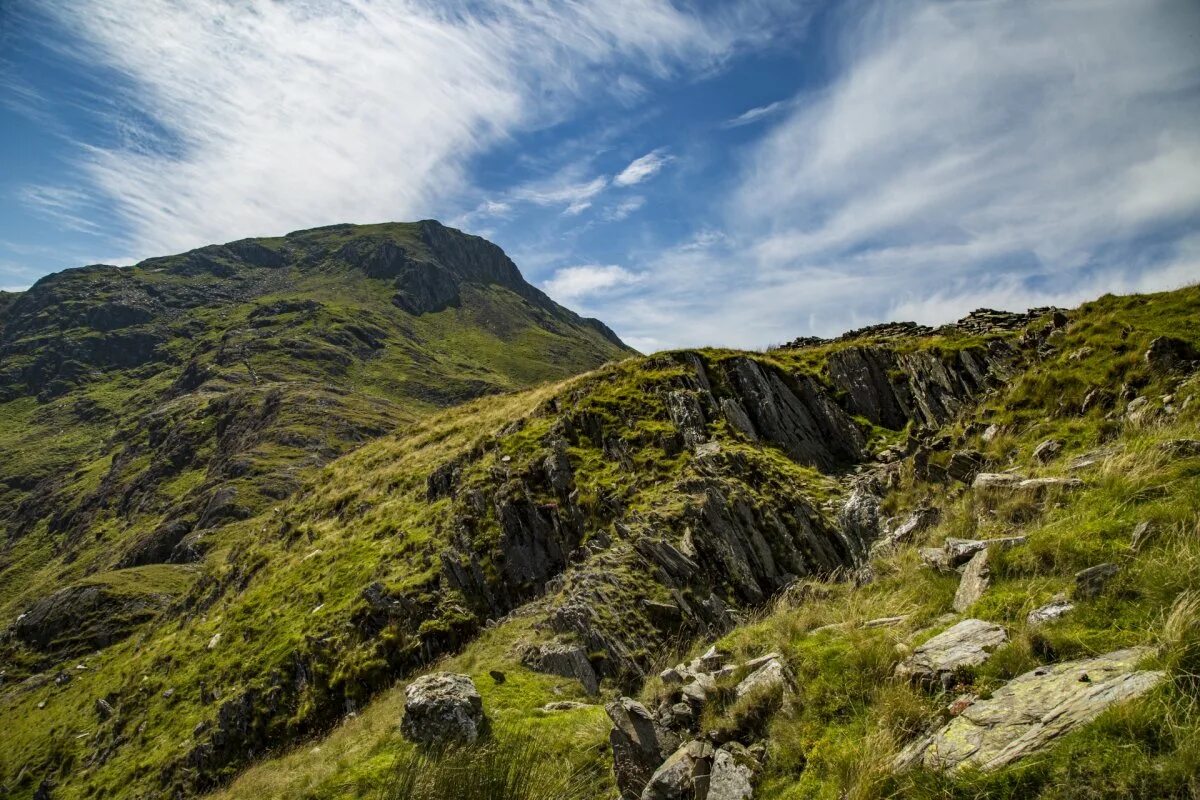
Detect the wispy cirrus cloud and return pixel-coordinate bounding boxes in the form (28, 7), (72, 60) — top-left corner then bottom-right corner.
(722, 99), (788, 128)
(613, 149), (672, 186)
(23, 0), (790, 258)
(595, 0), (1200, 350)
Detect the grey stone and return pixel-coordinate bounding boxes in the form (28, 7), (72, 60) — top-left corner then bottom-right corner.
(896, 648), (1164, 772)
(400, 672), (484, 745)
(838, 488), (882, 550)
(1130, 521), (1157, 552)
(944, 536), (1026, 568)
(1032, 439), (1063, 463)
(735, 655), (791, 699)
(1075, 563), (1119, 599)
(895, 619), (1008, 686)
(947, 450), (986, 483)
(953, 549), (990, 613)
(1027, 596), (1074, 626)
(972, 472), (1022, 490)
(520, 642), (600, 695)
(641, 740), (713, 800)
(608, 697), (680, 800)
(707, 747), (754, 800)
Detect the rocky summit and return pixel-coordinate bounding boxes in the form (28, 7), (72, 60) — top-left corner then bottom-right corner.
(1, 242), (1198, 800)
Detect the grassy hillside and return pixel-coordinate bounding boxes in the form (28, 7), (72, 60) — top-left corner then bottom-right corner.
(2, 283), (1197, 800)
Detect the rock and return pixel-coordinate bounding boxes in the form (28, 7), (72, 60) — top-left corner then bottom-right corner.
(642, 739), (714, 800)
(541, 700), (590, 712)
(719, 398), (758, 441)
(896, 647), (1165, 772)
(206, 632), (221, 650)
(667, 390), (708, 449)
(886, 506), (940, 546)
(862, 615), (908, 628)
(488, 670), (506, 684)
(943, 536), (1026, 568)
(1161, 439), (1200, 458)
(920, 547), (952, 572)
(895, 619), (1008, 687)
(95, 697), (115, 720)
(400, 672), (485, 746)
(707, 747), (754, 800)
(947, 450), (986, 483)
(1032, 439), (1063, 463)
(838, 488), (882, 551)
(659, 667), (684, 686)
(608, 697), (680, 799)
(1144, 336), (1198, 372)
(1027, 596), (1074, 626)
(953, 549), (990, 613)
(972, 472), (1022, 491)
(1016, 476), (1084, 494)
(1074, 563), (1119, 599)
(980, 424), (1002, 443)
(735, 653), (792, 699)
(1129, 521), (1157, 551)
(698, 645), (726, 671)
(519, 642), (600, 695)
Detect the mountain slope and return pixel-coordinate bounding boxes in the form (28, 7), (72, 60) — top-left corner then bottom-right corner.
(1, 278), (1197, 800)
(0, 219), (630, 668)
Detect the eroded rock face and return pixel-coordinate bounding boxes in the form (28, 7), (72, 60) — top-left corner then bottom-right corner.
(896, 648), (1164, 772)
(399, 672), (485, 746)
(895, 619), (1008, 686)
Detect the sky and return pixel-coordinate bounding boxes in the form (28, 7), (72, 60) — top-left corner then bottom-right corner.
(1, 0), (1198, 351)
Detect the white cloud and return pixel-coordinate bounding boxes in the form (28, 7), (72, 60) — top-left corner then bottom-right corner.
(722, 100), (787, 128)
(542, 264), (642, 304)
(595, 0), (1200, 350)
(28, 0), (776, 257)
(606, 195), (646, 221)
(613, 149), (672, 186)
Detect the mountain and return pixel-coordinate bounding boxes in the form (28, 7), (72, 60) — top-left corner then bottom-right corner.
(0, 240), (1197, 800)
(0, 219), (630, 618)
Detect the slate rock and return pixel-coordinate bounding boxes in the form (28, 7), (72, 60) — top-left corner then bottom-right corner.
(953, 549), (990, 613)
(895, 619), (1008, 687)
(1032, 439), (1063, 463)
(1027, 596), (1074, 626)
(896, 648), (1164, 772)
(520, 642), (600, 695)
(608, 697), (680, 800)
(707, 747), (754, 800)
(1075, 563), (1119, 599)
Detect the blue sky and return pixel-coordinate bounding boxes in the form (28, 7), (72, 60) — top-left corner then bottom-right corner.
(2, 0), (1198, 351)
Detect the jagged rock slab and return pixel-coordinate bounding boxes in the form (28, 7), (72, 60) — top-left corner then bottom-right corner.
(1027, 597), (1074, 626)
(896, 619), (1008, 686)
(952, 549), (990, 613)
(896, 647), (1164, 772)
(608, 697), (681, 799)
(519, 642), (600, 695)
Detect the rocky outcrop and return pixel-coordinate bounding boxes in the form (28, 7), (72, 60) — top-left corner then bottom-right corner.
(895, 619), (1008, 687)
(608, 697), (681, 799)
(896, 648), (1164, 772)
(400, 672), (485, 745)
(519, 642), (600, 695)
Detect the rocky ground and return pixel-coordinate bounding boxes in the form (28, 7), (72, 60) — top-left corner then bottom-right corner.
(2, 265), (1198, 799)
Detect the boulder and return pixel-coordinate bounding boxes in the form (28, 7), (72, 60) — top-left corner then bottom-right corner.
(642, 739), (714, 800)
(947, 450), (986, 483)
(1027, 596), (1074, 626)
(1032, 439), (1063, 463)
(838, 488), (881, 551)
(400, 672), (485, 746)
(952, 549), (990, 613)
(943, 536), (1026, 568)
(1144, 336), (1197, 372)
(608, 697), (680, 800)
(1016, 476), (1084, 495)
(895, 619), (1008, 687)
(1075, 563), (1119, 599)
(879, 506), (940, 550)
(896, 648), (1164, 772)
(707, 747), (754, 800)
(519, 642), (600, 695)
(735, 654), (792, 699)
(972, 472), (1022, 491)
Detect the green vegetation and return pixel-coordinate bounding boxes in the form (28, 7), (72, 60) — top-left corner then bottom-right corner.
(2, 255), (1198, 800)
